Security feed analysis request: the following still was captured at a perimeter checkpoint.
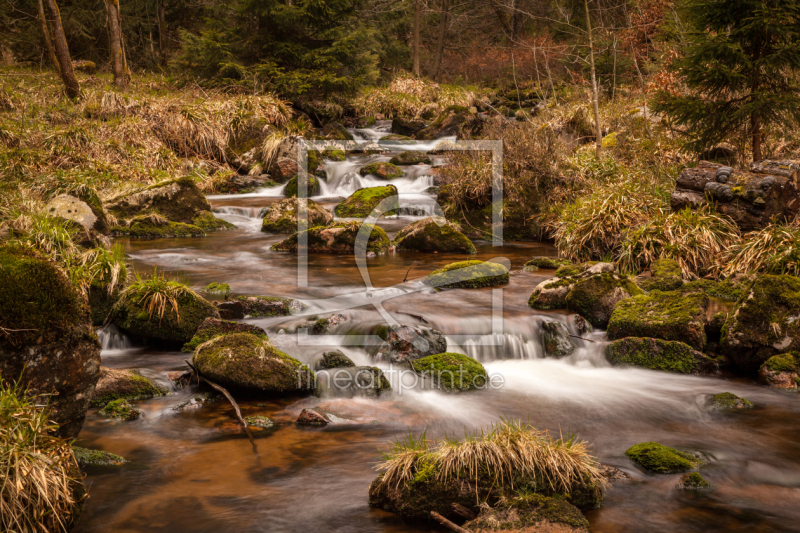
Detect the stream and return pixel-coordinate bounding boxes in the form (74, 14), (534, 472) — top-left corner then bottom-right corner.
(75, 122), (800, 533)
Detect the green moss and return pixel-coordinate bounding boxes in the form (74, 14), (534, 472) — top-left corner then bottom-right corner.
(565, 273), (643, 328)
(323, 149), (345, 161)
(359, 162), (404, 180)
(412, 352), (488, 391)
(524, 257), (571, 271)
(284, 175), (320, 197)
(682, 278), (746, 301)
(605, 337), (711, 374)
(651, 258), (681, 278)
(192, 211), (236, 232)
(316, 350), (355, 369)
(100, 398), (140, 420)
(528, 278), (574, 309)
(113, 218), (206, 238)
(335, 185), (399, 218)
(607, 290), (709, 350)
(393, 217), (476, 254)
(90, 368), (168, 407)
(382, 134), (412, 141)
(234, 295), (300, 317)
(625, 442), (701, 473)
(678, 472), (711, 490)
(425, 260), (510, 289)
(555, 263), (590, 278)
(72, 447), (126, 466)
(358, 116), (377, 127)
(204, 282), (230, 294)
(711, 392), (753, 410)
(181, 319), (268, 352)
(0, 244), (86, 345)
(245, 415), (274, 428)
(762, 352), (800, 373)
(466, 494), (590, 532)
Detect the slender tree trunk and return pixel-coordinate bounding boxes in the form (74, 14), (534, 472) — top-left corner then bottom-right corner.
(431, 0), (449, 82)
(750, 36), (763, 162)
(157, 0), (167, 67)
(105, 0), (128, 87)
(752, 114), (762, 162)
(412, 0), (420, 76)
(42, 0), (80, 98)
(584, 0), (602, 156)
(37, 0), (60, 74)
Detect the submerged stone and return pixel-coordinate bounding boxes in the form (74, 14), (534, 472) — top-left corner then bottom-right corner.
(625, 442), (702, 473)
(73, 447), (126, 467)
(677, 472), (712, 490)
(100, 398), (140, 420)
(710, 392), (753, 410)
(244, 415), (274, 428)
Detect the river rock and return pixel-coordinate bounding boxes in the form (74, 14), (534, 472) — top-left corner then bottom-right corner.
(393, 216), (476, 254)
(677, 472), (712, 490)
(233, 295), (304, 317)
(215, 300), (244, 319)
(605, 337), (715, 374)
(625, 442), (703, 473)
(272, 221), (392, 254)
(266, 135), (305, 182)
(100, 398), (140, 420)
(91, 367), (168, 407)
(260, 198), (333, 233)
(710, 392), (753, 410)
(758, 352), (800, 391)
(541, 321), (575, 357)
(529, 278), (574, 309)
(376, 325), (448, 364)
(182, 317), (268, 352)
(391, 117), (426, 137)
(193, 333), (315, 393)
(315, 350), (355, 370)
(607, 290), (709, 350)
(297, 408), (331, 425)
(721, 275), (800, 373)
(389, 151), (431, 165)
(425, 260), (509, 289)
(359, 162), (404, 180)
(46, 193), (109, 235)
(0, 245), (101, 439)
(335, 185), (399, 217)
(463, 495), (590, 533)
(565, 273), (642, 328)
(413, 352), (488, 392)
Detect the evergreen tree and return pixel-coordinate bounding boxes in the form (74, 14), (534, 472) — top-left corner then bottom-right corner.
(653, 0), (800, 161)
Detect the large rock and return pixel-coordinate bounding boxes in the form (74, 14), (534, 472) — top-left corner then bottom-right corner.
(425, 260), (509, 289)
(182, 317), (268, 352)
(266, 135), (306, 182)
(605, 337), (715, 374)
(721, 275), (800, 373)
(607, 290), (709, 350)
(193, 333), (315, 393)
(322, 122), (354, 140)
(260, 198), (333, 234)
(335, 185), (399, 218)
(412, 352), (488, 391)
(529, 278), (574, 310)
(91, 367), (168, 407)
(283, 175), (321, 198)
(271, 222), (392, 254)
(46, 192), (109, 235)
(315, 350), (355, 370)
(565, 273), (642, 328)
(0, 245), (101, 438)
(376, 325), (448, 364)
(393, 216), (476, 254)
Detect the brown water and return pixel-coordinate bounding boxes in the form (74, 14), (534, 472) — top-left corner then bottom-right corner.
(75, 137), (800, 533)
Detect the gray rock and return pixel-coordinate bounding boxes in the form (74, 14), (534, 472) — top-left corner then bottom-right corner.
(376, 325), (448, 364)
(541, 321), (574, 357)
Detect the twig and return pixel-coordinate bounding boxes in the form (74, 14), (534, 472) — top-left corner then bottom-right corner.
(430, 511), (471, 533)
(403, 261), (417, 282)
(568, 334), (596, 343)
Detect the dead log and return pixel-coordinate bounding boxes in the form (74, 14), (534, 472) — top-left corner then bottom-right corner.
(431, 511), (471, 533)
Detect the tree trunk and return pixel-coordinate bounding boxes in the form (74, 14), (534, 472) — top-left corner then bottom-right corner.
(105, 0), (128, 87)
(37, 0), (60, 74)
(751, 114), (762, 162)
(412, 0), (420, 76)
(431, 0), (449, 82)
(157, 0), (167, 67)
(750, 35), (763, 162)
(42, 0), (80, 98)
(584, 0), (602, 157)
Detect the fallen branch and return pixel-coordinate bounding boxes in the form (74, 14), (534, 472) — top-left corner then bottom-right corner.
(568, 334), (596, 343)
(184, 359), (248, 429)
(403, 261), (417, 282)
(430, 511), (471, 533)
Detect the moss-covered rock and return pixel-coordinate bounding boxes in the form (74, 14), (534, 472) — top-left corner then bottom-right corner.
(46, 193), (109, 235)
(607, 290), (709, 350)
(182, 317), (268, 352)
(73, 447), (126, 467)
(283, 175), (321, 197)
(391, 117), (427, 137)
(88, 281), (122, 326)
(605, 337), (714, 374)
(100, 398), (140, 420)
(758, 352), (800, 390)
(677, 472), (712, 490)
(464, 495), (590, 533)
(542, 321), (575, 357)
(322, 122), (354, 140)
(234, 295), (304, 317)
(425, 260), (509, 289)
(711, 392), (754, 410)
(0, 245), (101, 439)
(112, 283), (220, 345)
(389, 151), (431, 165)
(335, 186), (399, 218)
(721, 275), (800, 373)
(204, 282), (230, 295)
(393, 216), (476, 254)
(315, 350), (355, 370)
(322, 148), (346, 161)
(682, 277), (750, 302)
(191, 210), (236, 232)
(111, 214), (206, 238)
(376, 325), (448, 364)
(304, 313), (347, 334)
(412, 352), (488, 391)
(260, 198), (333, 233)
(566, 273), (642, 328)
(106, 177), (210, 224)
(529, 277), (574, 309)
(625, 442), (702, 473)
(638, 258), (684, 292)
(359, 162), (404, 180)
(524, 257), (572, 272)
(192, 333), (315, 394)
(244, 415), (274, 428)
(271, 221), (392, 254)
(358, 116), (377, 128)
(91, 367), (168, 407)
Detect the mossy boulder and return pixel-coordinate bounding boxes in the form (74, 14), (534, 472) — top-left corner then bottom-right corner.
(91, 367), (168, 407)
(100, 398), (140, 420)
(542, 321), (575, 357)
(677, 472), (711, 490)
(605, 337), (714, 374)
(335, 185), (399, 218)
(112, 286), (220, 346)
(359, 162), (404, 180)
(283, 175), (321, 197)
(0, 245), (101, 439)
(524, 257), (572, 272)
(234, 295), (304, 317)
(322, 122), (354, 140)
(682, 277), (750, 302)
(625, 442), (702, 473)
(389, 151), (431, 165)
(393, 217), (476, 254)
(376, 325), (448, 364)
(271, 222), (392, 254)
(323, 148), (346, 161)
(721, 275), (800, 373)
(315, 350), (355, 370)
(425, 260), (509, 289)
(111, 215), (206, 238)
(260, 198), (333, 234)
(607, 290), (709, 350)
(638, 258), (683, 292)
(358, 116), (377, 128)
(565, 273), (642, 328)
(192, 210), (236, 232)
(182, 317), (268, 352)
(106, 177), (209, 225)
(529, 277), (574, 309)
(758, 352), (800, 390)
(46, 193), (109, 235)
(412, 352), (488, 391)
(464, 495), (590, 533)
(711, 392), (753, 410)
(73, 447), (126, 467)
(192, 333), (315, 394)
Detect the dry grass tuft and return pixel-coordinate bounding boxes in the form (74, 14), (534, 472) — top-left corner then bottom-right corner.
(720, 222), (800, 277)
(117, 269), (200, 323)
(353, 74), (474, 118)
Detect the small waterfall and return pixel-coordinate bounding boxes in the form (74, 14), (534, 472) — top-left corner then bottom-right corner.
(98, 325), (133, 351)
(460, 332), (544, 362)
(213, 206), (263, 218)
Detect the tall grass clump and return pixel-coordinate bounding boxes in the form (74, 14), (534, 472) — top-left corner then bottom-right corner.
(352, 74), (475, 118)
(117, 269), (200, 323)
(720, 222), (800, 277)
(618, 207), (741, 278)
(0, 379), (82, 532)
(376, 420), (606, 495)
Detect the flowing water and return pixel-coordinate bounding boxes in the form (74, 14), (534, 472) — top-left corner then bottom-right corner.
(75, 126), (800, 533)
